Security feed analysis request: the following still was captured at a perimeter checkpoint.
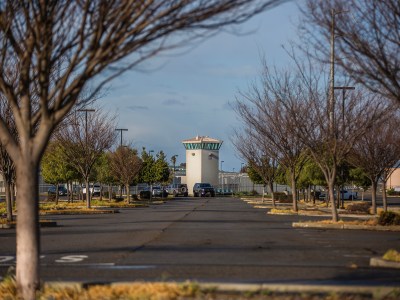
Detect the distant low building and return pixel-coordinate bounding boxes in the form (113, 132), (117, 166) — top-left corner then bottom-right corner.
(387, 168), (400, 191)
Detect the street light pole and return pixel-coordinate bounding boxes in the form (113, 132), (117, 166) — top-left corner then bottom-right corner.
(115, 128), (128, 147)
(78, 109), (95, 146)
(171, 154), (178, 184)
(77, 108), (95, 208)
(334, 86), (355, 208)
(220, 160), (224, 191)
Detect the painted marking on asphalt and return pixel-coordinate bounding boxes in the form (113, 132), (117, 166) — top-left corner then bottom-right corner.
(55, 255), (88, 263)
(93, 265), (156, 270)
(343, 254), (371, 258)
(0, 256), (14, 263)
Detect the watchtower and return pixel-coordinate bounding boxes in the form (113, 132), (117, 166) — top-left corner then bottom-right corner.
(182, 135), (223, 195)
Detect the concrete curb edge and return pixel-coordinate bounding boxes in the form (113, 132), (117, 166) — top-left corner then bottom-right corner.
(292, 222), (400, 231)
(370, 257), (400, 269)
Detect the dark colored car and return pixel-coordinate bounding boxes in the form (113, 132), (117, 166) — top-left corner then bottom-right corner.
(193, 183), (215, 197)
(48, 186), (67, 196)
(152, 186), (168, 198)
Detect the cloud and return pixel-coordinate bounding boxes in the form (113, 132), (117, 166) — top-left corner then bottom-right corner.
(162, 99), (185, 106)
(127, 105), (149, 111)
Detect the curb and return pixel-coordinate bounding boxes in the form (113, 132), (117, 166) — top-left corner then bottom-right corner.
(44, 281), (398, 298)
(370, 257), (400, 269)
(292, 222), (400, 231)
(40, 209), (119, 215)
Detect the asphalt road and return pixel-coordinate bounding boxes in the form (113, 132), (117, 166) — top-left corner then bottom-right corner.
(1, 197), (399, 286)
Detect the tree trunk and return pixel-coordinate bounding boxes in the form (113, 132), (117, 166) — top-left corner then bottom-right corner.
(16, 160), (40, 300)
(99, 183), (103, 201)
(268, 181), (275, 208)
(126, 183), (130, 203)
(85, 179), (91, 208)
(5, 181), (13, 222)
(11, 183), (16, 208)
(291, 172), (298, 212)
(55, 183), (59, 205)
(382, 180), (388, 212)
(328, 180), (338, 222)
(371, 180), (377, 214)
(108, 184), (112, 201)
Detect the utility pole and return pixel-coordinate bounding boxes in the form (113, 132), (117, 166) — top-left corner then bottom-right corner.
(115, 128), (128, 147)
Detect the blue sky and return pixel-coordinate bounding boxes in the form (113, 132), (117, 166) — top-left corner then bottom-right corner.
(100, 1), (301, 172)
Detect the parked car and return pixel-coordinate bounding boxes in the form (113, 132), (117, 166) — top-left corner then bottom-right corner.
(340, 190), (358, 200)
(216, 188), (233, 196)
(152, 186), (168, 198)
(138, 186), (167, 199)
(193, 183), (215, 197)
(319, 190), (358, 200)
(82, 184), (101, 197)
(48, 186), (68, 196)
(167, 184), (188, 197)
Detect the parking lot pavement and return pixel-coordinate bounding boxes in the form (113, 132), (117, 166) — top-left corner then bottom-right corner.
(1, 197), (400, 286)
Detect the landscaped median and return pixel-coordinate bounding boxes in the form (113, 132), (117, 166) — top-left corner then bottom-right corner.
(0, 198), (166, 229)
(1, 279), (400, 299)
(292, 211), (400, 231)
(292, 221), (400, 231)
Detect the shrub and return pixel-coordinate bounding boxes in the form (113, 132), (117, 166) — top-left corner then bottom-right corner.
(387, 188), (396, 195)
(383, 249), (400, 262)
(378, 211), (400, 226)
(273, 192), (290, 203)
(346, 202), (370, 214)
(103, 191), (116, 199)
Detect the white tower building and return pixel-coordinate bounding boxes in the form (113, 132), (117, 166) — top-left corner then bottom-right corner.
(182, 136), (223, 195)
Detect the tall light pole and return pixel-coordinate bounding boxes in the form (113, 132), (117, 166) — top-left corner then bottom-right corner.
(220, 160), (224, 191)
(171, 154), (178, 184)
(334, 86), (355, 208)
(329, 8), (349, 214)
(329, 9), (349, 138)
(78, 108), (95, 146)
(115, 128), (128, 147)
(334, 86), (355, 127)
(77, 108), (95, 207)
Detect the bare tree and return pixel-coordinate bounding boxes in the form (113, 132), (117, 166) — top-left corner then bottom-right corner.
(271, 51), (390, 222)
(300, 0), (400, 102)
(349, 113), (400, 214)
(109, 146), (142, 203)
(0, 1), (284, 297)
(55, 109), (116, 208)
(0, 89), (16, 223)
(232, 129), (279, 206)
(233, 64), (309, 212)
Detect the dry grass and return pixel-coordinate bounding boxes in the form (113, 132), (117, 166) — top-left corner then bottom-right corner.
(2, 278), (400, 299)
(0, 279), (201, 300)
(270, 208), (297, 215)
(308, 218), (378, 226)
(383, 249), (400, 262)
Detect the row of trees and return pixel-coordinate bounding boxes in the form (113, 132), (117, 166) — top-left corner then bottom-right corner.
(4, 106), (172, 215)
(233, 0), (400, 222)
(0, 0), (284, 298)
(40, 109), (171, 207)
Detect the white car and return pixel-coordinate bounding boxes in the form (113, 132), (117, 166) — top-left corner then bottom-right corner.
(82, 184), (101, 196)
